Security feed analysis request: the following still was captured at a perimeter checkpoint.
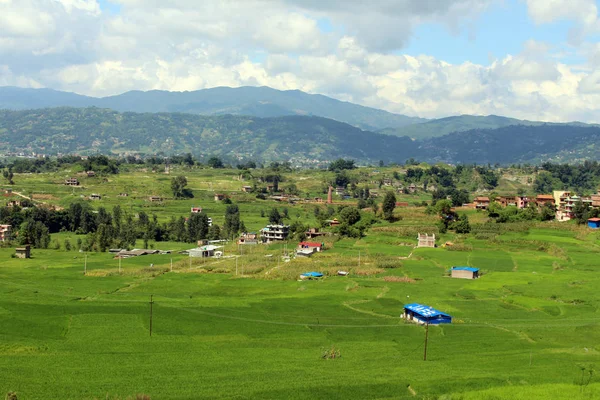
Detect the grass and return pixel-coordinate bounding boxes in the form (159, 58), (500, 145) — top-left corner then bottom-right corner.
(2, 167), (600, 399)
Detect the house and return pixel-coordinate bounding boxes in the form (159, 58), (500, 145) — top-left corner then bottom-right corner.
(408, 184), (417, 193)
(588, 218), (600, 229)
(266, 184), (275, 192)
(383, 178), (393, 186)
(474, 196), (490, 210)
(401, 303), (452, 325)
(188, 245), (222, 258)
(451, 266), (479, 279)
(516, 196), (531, 209)
(314, 197), (323, 203)
(89, 193), (101, 200)
(118, 193), (128, 197)
(395, 202), (409, 207)
(6, 200), (22, 208)
(214, 193), (226, 201)
(86, 171), (96, 177)
(15, 245), (31, 259)
(298, 242), (323, 252)
(0, 225), (11, 241)
(261, 224), (290, 242)
(305, 228), (327, 239)
(417, 233), (435, 248)
(496, 196), (516, 208)
(149, 196), (162, 202)
(535, 194), (555, 207)
(335, 186), (346, 196)
(238, 232), (259, 245)
(591, 191), (600, 208)
(191, 207), (202, 214)
(64, 178), (79, 186)
(241, 185), (253, 193)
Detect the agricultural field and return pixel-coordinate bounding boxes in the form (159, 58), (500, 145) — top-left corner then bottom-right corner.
(1, 167), (600, 399)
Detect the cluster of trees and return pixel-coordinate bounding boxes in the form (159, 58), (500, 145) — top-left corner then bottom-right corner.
(534, 161), (600, 194)
(486, 202), (556, 223)
(0, 201), (246, 251)
(426, 200), (471, 234)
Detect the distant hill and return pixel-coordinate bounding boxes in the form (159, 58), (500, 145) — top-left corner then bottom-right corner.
(0, 107), (415, 164)
(379, 115), (594, 140)
(2, 108), (600, 165)
(0, 86), (426, 131)
(418, 124), (600, 164)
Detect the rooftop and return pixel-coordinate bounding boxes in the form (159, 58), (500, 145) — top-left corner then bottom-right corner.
(403, 303), (451, 318)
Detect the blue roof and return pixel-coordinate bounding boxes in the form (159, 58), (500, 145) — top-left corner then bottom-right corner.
(452, 266), (479, 272)
(301, 272), (323, 277)
(403, 303), (451, 318)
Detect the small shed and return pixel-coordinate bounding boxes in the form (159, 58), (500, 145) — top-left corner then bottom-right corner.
(401, 303), (452, 325)
(149, 196), (162, 202)
(588, 218), (600, 229)
(15, 245), (31, 259)
(89, 193), (101, 200)
(242, 185), (253, 193)
(191, 207), (202, 214)
(214, 193), (226, 201)
(451, 266), (479, 279)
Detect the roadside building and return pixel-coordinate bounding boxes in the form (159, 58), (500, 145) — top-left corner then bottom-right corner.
(214, 193), (226, 201)
(588, 218), (600, 229)
(451, 266), (480, 279)
(241, 185), (253, 193)
(401, 303), (452, 325)
(86, 171), (96, 177)
(149, 196), (162, 202)
(305, 228), (327, 239)
(191, 207), (202, 214)
(89, 193), (101, 200)
(298, 242), (323, 252)
(188, 245), (222, 258)
(417, 233), (436, 248)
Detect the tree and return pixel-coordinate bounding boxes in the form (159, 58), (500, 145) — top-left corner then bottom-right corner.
(382, 191), (396, 221)
(339, 207), (361, 226)
(187, 213), (209, 242)
(171, 175), (193, 199)
(207, 224), (221, 240)
(533, 171), (556, 194)
(572, 199), (590, 224)
(328, 158), (356, 172)
(207, 156), (224, 169)
(268, 207), (282, 224)
(539, 202), (556, 221)
(452, 214), (471, 234)
(3, 167), (14, 184)
(223, 204), (241, 239)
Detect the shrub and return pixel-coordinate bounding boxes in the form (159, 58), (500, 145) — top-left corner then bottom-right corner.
(322, 346), (341, 360)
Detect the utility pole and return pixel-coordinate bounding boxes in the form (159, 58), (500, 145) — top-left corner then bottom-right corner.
(423, 322), (429, 361)
(84, 253), (87, 275)
(358, 250), (361, 268)
(170, 258), (173, 272)
(118, 256), (121, 273)
(189, 254), (192, 270)
(149, 295), (154, 337)
(236, 256), (238, 275)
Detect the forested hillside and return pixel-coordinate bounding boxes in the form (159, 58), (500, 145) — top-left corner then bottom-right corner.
(0, 107), (415, 164)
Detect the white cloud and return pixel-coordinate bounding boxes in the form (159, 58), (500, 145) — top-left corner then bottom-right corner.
(1, 0), (600, 123)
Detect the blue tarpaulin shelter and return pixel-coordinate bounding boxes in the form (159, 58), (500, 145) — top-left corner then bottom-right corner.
(300, 272), (323, 279)
(402, 303), (452, 324)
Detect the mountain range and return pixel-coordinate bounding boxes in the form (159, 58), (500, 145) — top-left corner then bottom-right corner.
(0, 86), (425, 132)
(1, 85), (599, 164)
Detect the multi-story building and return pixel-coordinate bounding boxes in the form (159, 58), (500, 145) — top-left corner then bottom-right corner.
(261, 225), (290, 242)
(0, 225), (11, 242)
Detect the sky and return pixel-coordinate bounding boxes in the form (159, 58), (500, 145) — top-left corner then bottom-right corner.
(1, 0), (600, 122)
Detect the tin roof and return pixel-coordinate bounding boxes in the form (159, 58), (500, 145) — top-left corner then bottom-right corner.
(588, 218), (600, 222)
(403, 303), (451, 318)
(452, 266), (479, 272)
(301, 272), (323, 277)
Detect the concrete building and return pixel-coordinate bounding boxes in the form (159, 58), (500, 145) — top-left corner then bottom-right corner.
(451, 266), (479, 279)
(261, 225), (290, 242)
(417, 233), (436, 248)
(474, 197), (490, 210)
(15, 245), (31, 259)
(64, 178), (79, 186)
(0, 224), (12, 241)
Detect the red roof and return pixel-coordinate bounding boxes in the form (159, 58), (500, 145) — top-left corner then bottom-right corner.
(475, 197), (490, 201)
(299, 242), (322, 247)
